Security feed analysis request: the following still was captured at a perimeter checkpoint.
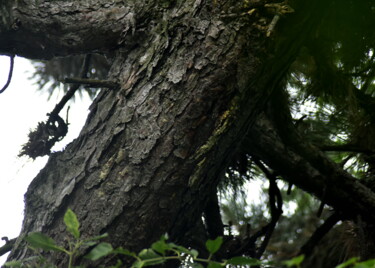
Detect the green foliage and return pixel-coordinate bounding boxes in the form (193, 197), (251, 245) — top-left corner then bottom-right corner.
(64, 208), (80, 240)
(24, 233), (66, 253)
(336, 258), (360, 268)
(7, 209), (375, 268)
(335, 257), (375, 268)
(226, 256), (262, 266)
(5, 210), (271, 268)
(283, 255), (305, 268)
(85, 242), (113, 261)
(5, 209), (108, 268)
(205, 237), (223, 255)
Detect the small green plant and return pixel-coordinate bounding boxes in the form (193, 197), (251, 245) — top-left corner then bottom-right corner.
(3, 209), (268, 268)
(4, 208), (109, 268)
(335, 257), (375, 268)
(282, 255), (305, 268)
(106, 235), (266, 268)
(5, 209), (375, 268)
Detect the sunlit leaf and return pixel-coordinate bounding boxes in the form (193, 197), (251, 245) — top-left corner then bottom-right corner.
(85, 242), (113, 261)
(335, 257), (359, 268)
(64, 209), (80, 239)
(283, 255), (305, 267)
(353, 259), (375, 268)
(25, 232), (65, 252)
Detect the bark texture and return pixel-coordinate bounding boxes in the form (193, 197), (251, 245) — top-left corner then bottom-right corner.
(2, 0), (375, 266)
(3, 0), (268, 265)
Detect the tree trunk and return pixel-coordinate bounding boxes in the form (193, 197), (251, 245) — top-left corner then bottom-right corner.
(2, 0), (271, 265)
(3, 0), (375, 266)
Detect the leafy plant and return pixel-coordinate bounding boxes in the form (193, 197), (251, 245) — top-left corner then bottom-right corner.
(5, 209), (375, 268)
(4, 208), (109, 268)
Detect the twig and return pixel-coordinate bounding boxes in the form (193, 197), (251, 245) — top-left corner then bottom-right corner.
(0, 54), (15, 94)
(62, 78), (118, 89)
(48, 54), (92, 121)
(253, 159), (283, 259)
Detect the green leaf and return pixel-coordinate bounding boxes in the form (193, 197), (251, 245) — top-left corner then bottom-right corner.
(4, 256), (46, 267)
(353, 259), (375, 268)
(138, 249), (165, 266)
(85, 242), (113, 261)
(226, 256), (262, 265)
(151, 239), (172, 255)
(205, 237), (223, 255)
(86, 233), (109, 241)
(169, 243), (189, 253)
(25, 232), (65, 252)
(190, 249), (199, 258)
(190, 263), (205, 268)
(108, 260), (123, 268)
(132, 260), (145, 268)
(113, 247), (138, 258)
(4, 260), (23, 267)
(336, 257), (359, 268)
(83, 241), (99, 247)
(138, 249), (160, 260)
(169, 243), (197, 256)
(207, 262), (224, 268)
(64, 209), (80, 239)
(283, 255), (305, 267)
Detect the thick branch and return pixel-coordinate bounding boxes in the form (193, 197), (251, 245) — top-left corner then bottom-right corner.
(299, 212), (341, 256)
(0, 0), (144, 59)
(0, 238), (16, 257)
(319, 144), (374, 154)
(246, 112), (375, 223)
(203, 190), (224, 239)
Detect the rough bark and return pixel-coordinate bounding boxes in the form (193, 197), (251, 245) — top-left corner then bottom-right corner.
(2, 0), (270, 265)
(3, 0), (375, 266)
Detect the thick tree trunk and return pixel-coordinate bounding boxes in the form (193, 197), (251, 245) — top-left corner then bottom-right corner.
(3, 0), (375, 266)
(2, 0), (271, 265)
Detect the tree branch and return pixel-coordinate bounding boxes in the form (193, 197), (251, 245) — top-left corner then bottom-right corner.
(0, 0), (142, 59)
(253, 159), (283, 259)
(203, 190), (224, 239)
(299, 212), (341, 256)
(62, 78), (118, 89)
(0, 53), (14, 94)
(245, 112), (375, 223)
(319, 144), (374, 154)
(0, 237), (16, 257)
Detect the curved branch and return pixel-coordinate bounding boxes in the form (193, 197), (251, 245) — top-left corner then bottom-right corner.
(0, 54), (14, 94)
(253, 159), (283, 259)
